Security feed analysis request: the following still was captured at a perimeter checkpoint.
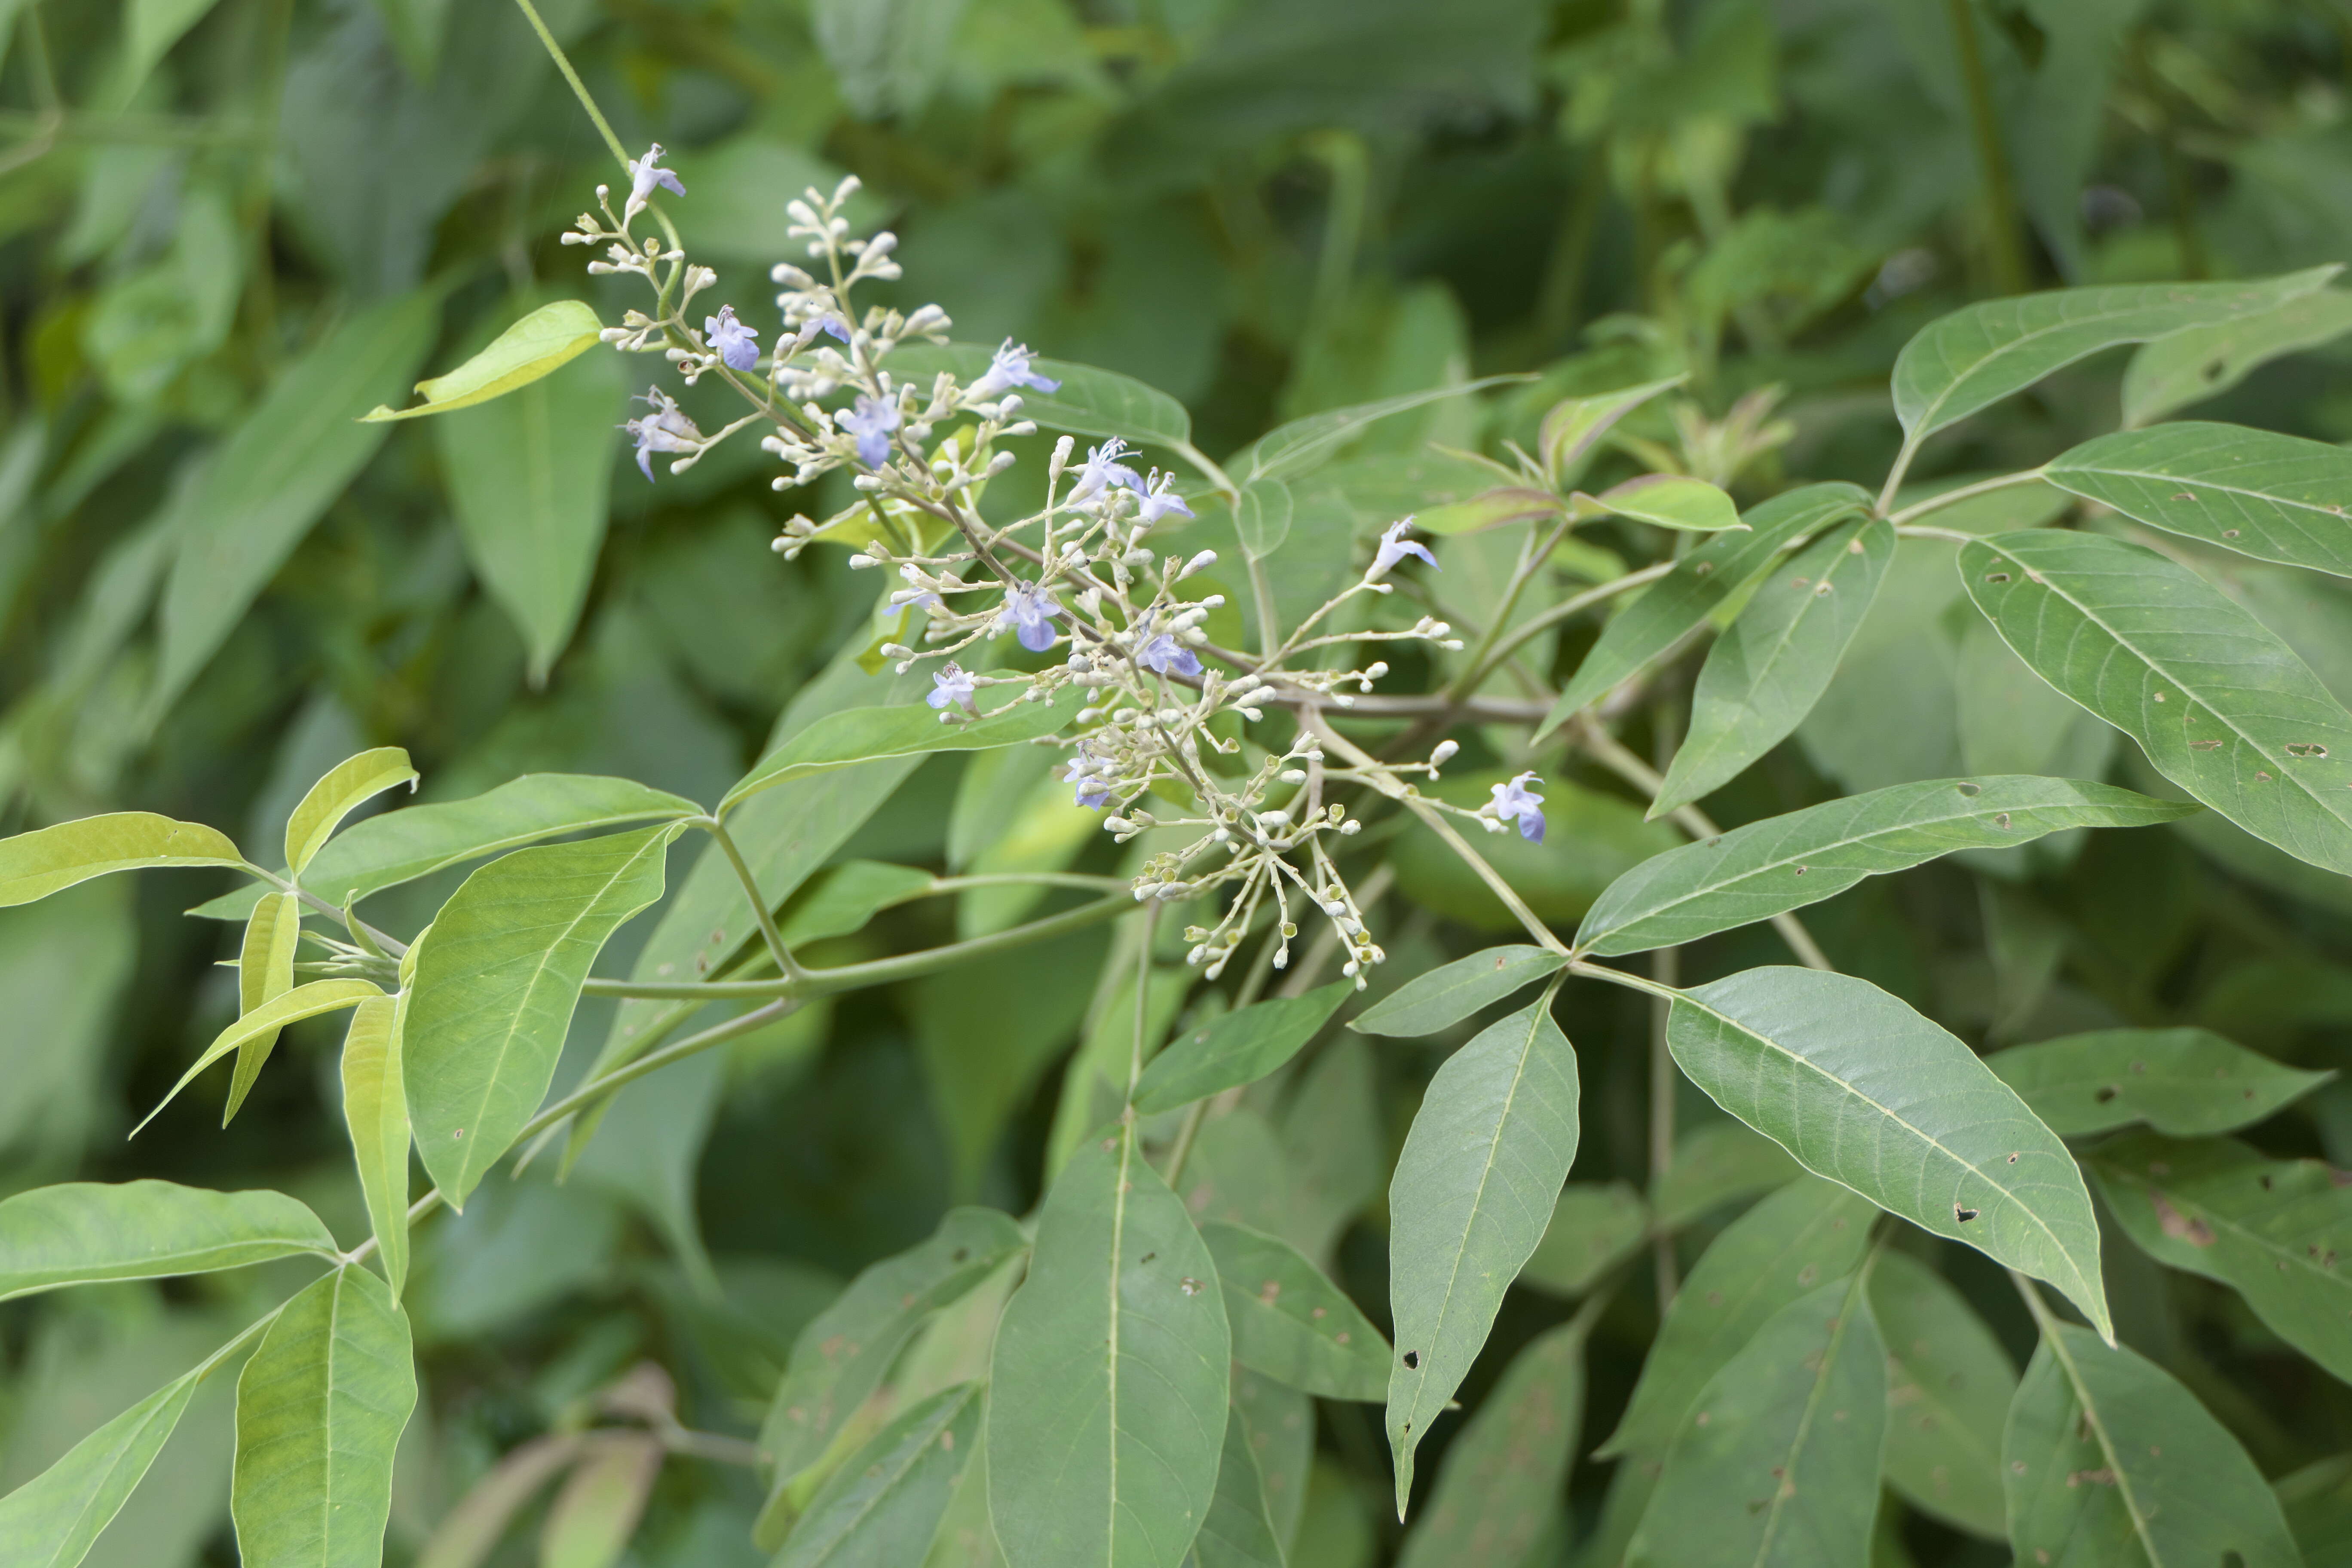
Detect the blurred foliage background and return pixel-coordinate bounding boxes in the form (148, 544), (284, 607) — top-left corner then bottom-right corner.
(5, 0), (2352, 1564)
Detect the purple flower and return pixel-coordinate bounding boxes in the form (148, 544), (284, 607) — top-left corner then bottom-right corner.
(1136, 627), (1203, 680)
(998, 582), (1060, 652)
(704, 305), (760, 372)
(971, 339), (1061, 399)
(1067, 748), (1112, 810)
(1490, 772), (1547, 845)
(927, 664), (977, 712)
(1070, 438), (1141, 503)
(1369, 517), (1439, 580)
(1135, 472), (1194, 525)
(625, 144), (685, 219)
(793, 313), (851, 347)
(620, 388), (700, 482)
(836, 394), (902, 468)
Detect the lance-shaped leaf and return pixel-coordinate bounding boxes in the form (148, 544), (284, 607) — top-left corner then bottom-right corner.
(887, 343), (1191, 450)
(1234, 477), (1293, 560)
(1396, 1316), (1589, 1568)
(0, 812), (242, 906)
(1987, 1027), (2331, 1137)
(0, 1179), (335, 1301)
(2046, 423), (2352, 579)
(2123, 286), (2352, 428)
(1133, 983), (1349, 1115)
(1651, 516), (1893, 816)
(1539, 374), (1686, 484)
(1667, 966), (2109, 1338)
(1520, 1180), (1648, 1298)
(226, 889), (303, 1124)
(1651, 1119), (1803, 1231)
(987, 1123), (1230, 1568)
(1203, 1220), (1390, 1402)
(2004, 1320), (2300, 1568)
(1582, 475), (1744, 534)
(136, 980), (383, 1135)
(760, 1208), (1025, 1490)
(1578, 777), (2194, 956)
(1188, 1404), (1285, 1568)
(1350, 945), (1565, 1038)
(1544, 483), (1870, 733)
(413, 1433), (585, 1568)
(1600, 1178), (1877, 1458)
(361, 300), (605, 421)
(1961, 527), (2352, 876)
(1230, 1371), (1310, 1554)
(1890, 268), (2337, 447)
(2090, 1131), (2352, 1384)
(1239, 378), (1526, 486)
(1869, 1250), (2014, 1539)
(539, 1432), (661, 1568)
(778, 1383), (982, 1568)
(1387, 998), (1580, 1513)
(284, 747), (418, 877)
(232, 1265), (417, 1568)
(723, 687), (1081, 813)
(1624, 1271), (1886, 1568)
(404, 826), (681, 1208)
(341, 995), (412, 1295)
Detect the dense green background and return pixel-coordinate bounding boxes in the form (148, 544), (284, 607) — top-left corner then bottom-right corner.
(5, 0), (2352, 1564)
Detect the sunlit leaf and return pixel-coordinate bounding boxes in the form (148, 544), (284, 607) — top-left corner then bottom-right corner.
(361, 300), (605, 420)
(1396, 1317), (1588, 1568)
(1348, 945), (1564, 1038)
(778, 1384), (981, 1568)
(137, 980), (383, 1135)
(2046, 423), (2352, 579)
(2122, 287), (2352, 428)
(283, 747), (418, 876)
(0, 812), (242, 907)
(225, 889), (303, 1124)
(1133, 982), (1349, 1115)
(1519, 1180), (1648, 1298)
(1987, 1027), (2331, 1136)
(1203, 1220), (1390, 1402)
(1583, 474), (1745, 534)
(340, 995), (412, 1295)
(723, 687), (1081, 812)
(0, 1180), (335, 1301)
(1870, 1250), (2014, 1539)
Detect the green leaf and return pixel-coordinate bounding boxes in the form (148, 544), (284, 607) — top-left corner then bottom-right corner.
(2091, 1131), (2352, 1385)
(1133, 983), (1349, 1115)
(1187, 1404), (1286, 1568)
(360, 300), (604, 421)
(156, 291), (440, 711)
(779, 859), (937, 946)
(1624, 1272), (1886, 1568)
(986, 1123), (1230, 1568)
(887, 342), (1191, 450)
(1651, 515), (1893, 816)
(1650, 1120), (1802, 1232)
(2122, 286), (2352, 428)
(760, 1209), (1025, 1491)
(1577, 777), (2195, 956)
(1583, 475), (1745, 534)
(1234, 477), (1293, 560)
(340, 995), (412, 1295)
(403, 826), (681, 1209)
(1230, 1371), (1311, 1555)
(2046, 423), (2352, 579)
(0, 1179), (334, 1302)
(1349, 946), (1565, 1038)
(1544, 483), (1871, 732)
(231, 1266), (417, 1568)
(2004, 1320), (2300, 1568)
(1869, 1250), (2014, 1539)
(413, 1434), (586, 1568)
(1599, 1177), (1876, 1458)
(1667, 966), (2110, 1338)
(283, 747), (418, 876)
(0, 812), (243, 906)
(437, 320), (626, 681)
(2275, 1455), (2352, 1568)
(539, 1433), (662, 1568)
(1961, 527), (2352, 876)
(1203, 1220), (1390, 1402)
(1239, 377), (1527, 486)
(1538, 374), (1687, 484)
(136, 980), (383, 1135)
(1396, 1317), (1589, 1568)
(1987, 1027), (2331, 1136)
(722, 687), (1081, 813)
(1519, 1180), (1648, 1298)
(1890, 268), (2337, 447)
(1387, 998), (1580, 1513)
(778, 1384), (981, 1568)
(226, 889), (303, 1124)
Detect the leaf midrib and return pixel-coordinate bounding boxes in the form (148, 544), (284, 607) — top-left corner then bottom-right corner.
(2039, 1328), (2165, 1565)
(1749, 1266), (1874, 1567)
(1908, 291), (2216, 437)
(1680, 521), (1877, 780)
(2107, 1162), (2351, 1295)
(2053, 457), (2352, 535)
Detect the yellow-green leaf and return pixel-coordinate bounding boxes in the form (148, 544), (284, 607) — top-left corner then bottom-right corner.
(285, 747), (418, 877)
(361, 300), (604, 422)
(341, 995), (412, 1295)
(225, 890), (303, 1124)
(0, 812), (243, 907)
(135, 979), (383, 1136)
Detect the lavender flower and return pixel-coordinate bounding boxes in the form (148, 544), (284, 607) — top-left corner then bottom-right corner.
(624, 144), (685, 220)
(928, 664), (977, 713)
(1067, 747), (1112, 810)
(1369, 517), (1439, 581)
(621, 388), (701, 481)
(998, 582), (1060, 652)
(970, 339), (1061, 399)
(1070, 438), (1141, 503)
(837, 394), (902, 468)
(1136, 625), (1203, 680)
(1135, 472), (1195, 526)
(704, 305), (759, 372)
(1490, 772), (1547, 844)
(793, 313), (851, 347)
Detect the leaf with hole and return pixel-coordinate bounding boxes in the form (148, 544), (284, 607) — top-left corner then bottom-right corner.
(1133, 982), (1348, 1115)
(2123, 287), (2352, 427)
(1869, 1250), (2014, 1539)
(1986, 1027), (2331, 1136)
(776, 1383), (980, 1568)
(2046, 423), (2352, 579)
(1203, 1220), (1389, 1402)
(1397, 1316), (1589, 1568)
(0, 1179), (335, 1301)
(1349, 945), (1564, 1037)
(0, 812), (243, 907)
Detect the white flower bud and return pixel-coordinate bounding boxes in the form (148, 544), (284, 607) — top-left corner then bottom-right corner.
(1431, 740), (1460, 766)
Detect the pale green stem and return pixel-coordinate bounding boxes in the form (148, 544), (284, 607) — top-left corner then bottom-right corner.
(695, 815), (801, 979)
(1458, 559), (1674, 699)
(1884, 467), (2046, 526)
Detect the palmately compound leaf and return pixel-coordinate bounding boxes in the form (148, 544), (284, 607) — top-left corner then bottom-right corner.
(1387, 998), (1580, 1514)
(282, 747), (418, 877)
(232, 1265), (417, 1568)
(1625, 1271), (1886, 1568)
(1651, 515), (1893, 816)
(1869, 1250), (2015, 1539)
(1396, 1317), (1589, 1568)
(1667, 966), (2109, 1339)
(2004, 1319), (2300, 1568)
(1962, 527), (2352, 876)
(0, 1180), (336, 1302)
(1890, 267), (2337, 447)
(340, 995), (413, 1296)
(0, 812), (243, 907)
(1133, 982), (1349, 1115)
(759, 1208), (1024, 1494)
(2046, 423), (2352, 579)
(1188, 1404), (1286, 1568)
(1544, 482), (1870, 732)
(2122, 286), (2352, 428)
(2091, 1131), (2352, 1385)
(1987, 1027), (2331, 1137)
(1202, 1220), (1390, 1402)
(1577, 776), (2193, 956)
(722, 686), (1080, 812)
(1601, 1177), (1877, 1458)
(361, 299), (605, 421)
(987, 1123), (1229, 1568)
(404, 825), (682, 1209)
(776, 1382), (982, 1568)
(1348, 945), (1565, 1038)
